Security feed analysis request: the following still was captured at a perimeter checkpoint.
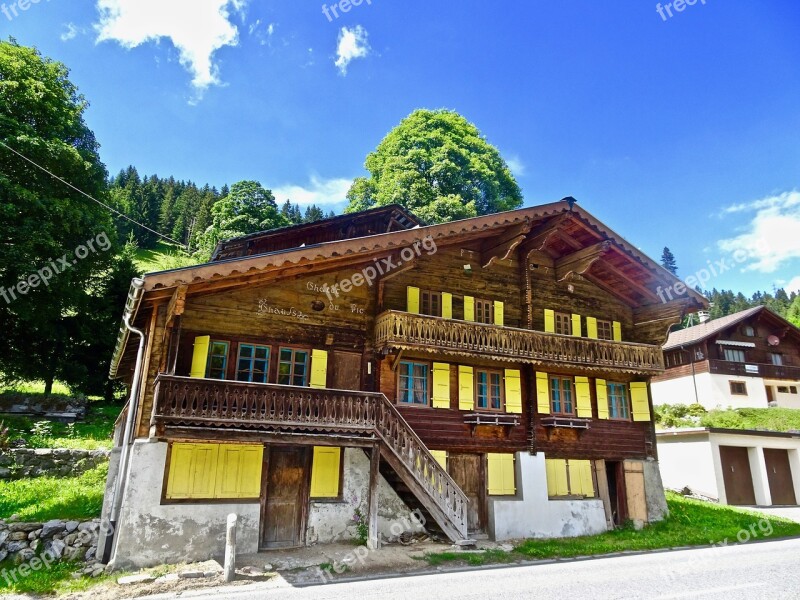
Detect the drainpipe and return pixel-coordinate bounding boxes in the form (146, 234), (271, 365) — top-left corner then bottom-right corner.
(681, 345), (700, 406)
(101, 279), (146, 564)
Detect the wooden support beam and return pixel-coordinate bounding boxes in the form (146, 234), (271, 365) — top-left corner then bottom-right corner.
(522, 214), (571, 254)
(481, 219), (532, 268)
(159, 427), (378, 448)
(367, 443), (381, 550)
(596, 258), (661, 303)
(555, 241), (612, 281)
(583, 272), (641, 307)
(165, 285), (188, 329)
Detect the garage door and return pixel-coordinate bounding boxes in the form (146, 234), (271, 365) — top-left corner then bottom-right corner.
(719, 446), (756, 505)
(764, 449), (797, 506)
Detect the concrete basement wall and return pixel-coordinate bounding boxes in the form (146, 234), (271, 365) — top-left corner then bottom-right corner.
(110, 440), (260, 570)
(488, 453), (607, 540)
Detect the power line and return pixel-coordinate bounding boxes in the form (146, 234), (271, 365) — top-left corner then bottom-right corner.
(0, 140), (188, 249)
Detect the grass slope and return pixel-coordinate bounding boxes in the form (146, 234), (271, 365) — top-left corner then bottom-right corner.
(133, 240), (200, 274)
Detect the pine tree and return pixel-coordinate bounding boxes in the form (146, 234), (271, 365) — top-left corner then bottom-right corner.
(660, 247), (678, 275)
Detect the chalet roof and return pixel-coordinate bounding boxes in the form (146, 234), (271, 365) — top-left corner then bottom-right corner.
(662, 305), (783, 350)
(110, 198), (709, 379)
(657, 427), (800, 440)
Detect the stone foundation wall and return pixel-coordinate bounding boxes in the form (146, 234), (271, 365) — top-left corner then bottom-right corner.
(0, 448), (109, 480)
(0, 518), (102, 565)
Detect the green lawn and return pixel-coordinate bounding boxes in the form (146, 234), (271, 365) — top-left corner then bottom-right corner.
(0, 555), (114, 596)
(423, 492), (800, 566)
(656, 403), (800, 432)
(1, 402), (119, 450)
(0, 463), (108, 521)
(134, 240), (200, 273)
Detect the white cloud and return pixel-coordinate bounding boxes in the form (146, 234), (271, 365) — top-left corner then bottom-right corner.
(272, 176), (352, 207)
(784, 276), (800, 295)
(61, 23), (81, 42)
(94, 0), (246, 92)
(334, 25), (370, 75)
(717, 191), (800, 273)
(505, 155), (526, 177)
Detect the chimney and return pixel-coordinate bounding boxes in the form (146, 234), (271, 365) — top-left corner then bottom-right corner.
(697, 310), (710, 324)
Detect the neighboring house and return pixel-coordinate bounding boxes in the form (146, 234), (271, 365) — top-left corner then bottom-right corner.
(651, 307), (800, 410)
(658, 428), (800, 506)
(98, 200), (706, 569)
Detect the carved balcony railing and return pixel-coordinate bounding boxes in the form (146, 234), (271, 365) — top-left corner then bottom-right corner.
(151, 374), (468, 541)
(375, 311), (664, 373)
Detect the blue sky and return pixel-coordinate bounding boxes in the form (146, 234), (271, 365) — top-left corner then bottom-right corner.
(3, 0), (799, 296)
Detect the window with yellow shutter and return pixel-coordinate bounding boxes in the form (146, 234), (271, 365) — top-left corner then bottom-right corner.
(310, 447), (342, 499)
(165, 443), (264, 501)
(487, 453), (516, 495)
(545, 458), (595, 499)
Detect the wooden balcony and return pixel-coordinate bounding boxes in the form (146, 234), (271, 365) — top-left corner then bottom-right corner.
(151, 374), (468, 541)
(375, 311), (665, 374)
(708, 359), (800, 381)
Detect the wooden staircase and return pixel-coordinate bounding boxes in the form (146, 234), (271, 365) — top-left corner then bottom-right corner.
(152, 374), (470, 542)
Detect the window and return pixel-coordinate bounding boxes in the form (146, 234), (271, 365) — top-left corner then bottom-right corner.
(546, 459), (595, 499)
(770, 353), (784, 366)
(165, 443), (263, 500)
(743, 326), (755, 337)
(399, 361), (429, 405)
(421, 291), (442, 317)
(310, 447), (342, 499)
(207, 341), (229, 379)
(607, 383), (630, 420)
(596, 320), (613, 341)
(729, 381), (747, 395)
(236, 345), (270, 383)
(278, 348), (309, 386)
(791, 386), (798, 394)
(554, 312), (572, 336)
(487, 453), (516, 495)
(551, 376), (574, 415)
(476, 370), (503, 411)
(723, 348), (746, 363)
(475, 299), (494, 324)
(777, 386), (790, 394)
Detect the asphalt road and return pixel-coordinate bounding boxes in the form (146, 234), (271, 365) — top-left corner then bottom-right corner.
(141, 537), (800, 600)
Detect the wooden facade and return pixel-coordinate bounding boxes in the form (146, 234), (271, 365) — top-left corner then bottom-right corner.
(108, 199), (706, 554)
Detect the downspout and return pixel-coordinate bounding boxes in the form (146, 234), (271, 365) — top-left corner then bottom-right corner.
(101, 278), (146, 563)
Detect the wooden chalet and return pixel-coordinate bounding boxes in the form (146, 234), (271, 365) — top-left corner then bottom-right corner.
(100, 199), (707, 568)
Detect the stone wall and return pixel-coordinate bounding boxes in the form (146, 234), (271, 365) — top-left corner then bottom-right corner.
(0, 517), (102, 565)
(0, 448), (110, 480)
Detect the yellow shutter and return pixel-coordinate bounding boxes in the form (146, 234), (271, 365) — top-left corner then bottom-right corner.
(505, 369), (522, 414)
(310, 349), (328, 389)
(458, 365), (474, 411)
(432, 363), (451, 409)
(190, 444), (219, 499)
(568, 459), (595, 497)
(464, 296), (475, 321)
(430, 450), (448, 470)
(613, 321), (622, 342)
(310, 447), (341, 498)
(586, 317), (598, 339)
(190, 336), (211, 378)
(442, 292), (453, 319)
(487, 453), (516, 495)
(494, 301), (505, 326)
(215, 445), (243, 499)
(546, 459), (569, 497)
(544, 309), (555, 333)
(596, 379), (609, 420)
(166, 443), (195, 499)
(575, 376), (592, 418)
(237, 446), (264, 498)
(630, 382), (651, 421)
(536, 371), (550, 414)
(571, 314), (582, 337)
(407, 286), (420, 314)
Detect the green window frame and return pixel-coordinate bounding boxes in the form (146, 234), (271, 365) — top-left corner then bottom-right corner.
(206, 341), (229, 380)
(607, 382), (630, 419)
(236, 344), (270, 383)
(278, 348), (309, 386)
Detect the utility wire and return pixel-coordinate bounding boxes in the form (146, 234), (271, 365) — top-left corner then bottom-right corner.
(0, 140), (189, 250)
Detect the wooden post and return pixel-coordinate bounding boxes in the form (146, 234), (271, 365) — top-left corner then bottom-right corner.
(367, 444), (380, 550)
(224, 513), (237, 582)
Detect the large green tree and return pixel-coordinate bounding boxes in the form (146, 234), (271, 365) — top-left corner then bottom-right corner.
(787, 295), (800, 328)
(194, 180), (288, 260)
(345, 109), (523, 224)
(0, 40), (125, 395)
